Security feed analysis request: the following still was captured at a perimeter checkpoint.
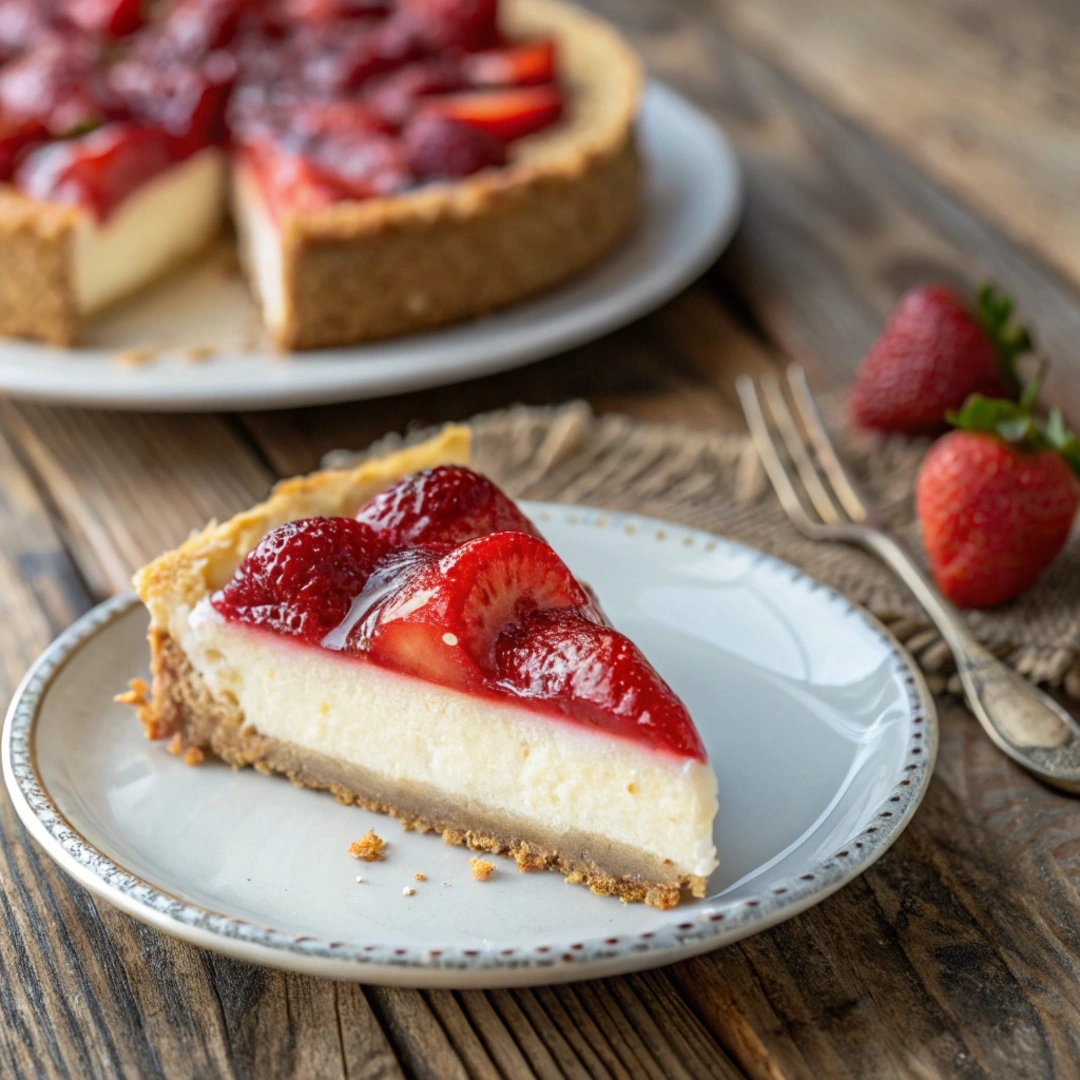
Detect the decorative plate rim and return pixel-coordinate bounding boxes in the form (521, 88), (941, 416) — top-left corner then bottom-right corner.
(2, 506), (937, 988)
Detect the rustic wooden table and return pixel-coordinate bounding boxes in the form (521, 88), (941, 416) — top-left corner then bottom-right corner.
(2, 0), (1079, 1076)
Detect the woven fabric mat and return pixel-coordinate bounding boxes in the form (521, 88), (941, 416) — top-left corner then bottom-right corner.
(325, 399), (1080, 700)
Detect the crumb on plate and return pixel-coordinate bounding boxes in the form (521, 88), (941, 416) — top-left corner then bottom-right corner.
(403, 886), (416, 897)
(349, 829), (387, 862)
(167, 733), (184, 756)
(470, 857), (496, 882)
(414, 873), (426, 882)
(114, 678), (149, 707)
(183, 746), (204, 767)
(115, 348), (155, 368)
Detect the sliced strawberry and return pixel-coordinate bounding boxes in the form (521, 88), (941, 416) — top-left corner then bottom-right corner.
(495, 609), (706, 759)
(363, 59), (466, 126)
(356, 465), (540, 549)
(365, 532), (593, 687)
(212, 517), (386, 645)
(61, 0), (146, 37)
(400, 0), (499, 52)
(463, 39), (556, 88)
(418, 85), (563, 143)
(404, 112), (505, 177)
(15, 123), (174, 221)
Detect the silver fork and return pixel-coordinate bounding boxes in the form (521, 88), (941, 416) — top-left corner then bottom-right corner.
(737, 365), (1080, 793)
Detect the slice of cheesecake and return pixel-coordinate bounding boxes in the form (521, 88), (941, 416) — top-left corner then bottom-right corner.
(132, 427), (719, 908)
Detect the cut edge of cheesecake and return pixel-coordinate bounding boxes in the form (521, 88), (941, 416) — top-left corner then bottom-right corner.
(131, 425), (717, 909)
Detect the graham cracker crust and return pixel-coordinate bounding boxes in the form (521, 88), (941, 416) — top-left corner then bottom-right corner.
(135, 629), (706, 910)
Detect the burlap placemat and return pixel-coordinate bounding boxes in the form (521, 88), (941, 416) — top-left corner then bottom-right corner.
(326, 399), (1080, 700)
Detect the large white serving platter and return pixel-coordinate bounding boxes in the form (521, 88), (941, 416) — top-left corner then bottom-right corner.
(0, 82), (741, 411)
(4, 504), (936, 987)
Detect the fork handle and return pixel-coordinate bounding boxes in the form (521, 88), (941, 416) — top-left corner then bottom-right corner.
(858, 530), (1080, 792)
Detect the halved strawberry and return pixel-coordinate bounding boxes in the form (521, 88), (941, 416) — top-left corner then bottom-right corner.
(495, 609), (706, 759)
(356, 465), (540, 549)
(15, 123), (174, 221)
(463, 39), (556, 88)
(212, 517), (386, 645)
(365, 532), (593, 688)
(418, 84), (563, 143)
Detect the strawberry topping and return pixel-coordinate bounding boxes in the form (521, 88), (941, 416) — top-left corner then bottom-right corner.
(418, 84), (564, 143)
(211, 468), (703, 760)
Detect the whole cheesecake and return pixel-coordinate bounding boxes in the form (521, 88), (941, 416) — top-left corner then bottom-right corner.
(132, 427), (719, 909)
(0, 0), (642, 349)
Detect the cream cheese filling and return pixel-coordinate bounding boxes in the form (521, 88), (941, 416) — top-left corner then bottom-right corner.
(73, 148), (227, 316)
(230, 164), (288, 338)
(179, 599), (719, 879)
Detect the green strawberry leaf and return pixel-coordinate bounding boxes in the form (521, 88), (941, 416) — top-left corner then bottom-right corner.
(976, 282), (1035, 395)
(1045, 409), (1080, 476)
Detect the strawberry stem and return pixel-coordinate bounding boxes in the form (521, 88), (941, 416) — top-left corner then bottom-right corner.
(976, 282), (1034, 396)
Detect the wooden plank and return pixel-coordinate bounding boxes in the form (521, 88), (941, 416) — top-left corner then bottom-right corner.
(703, 0), (1080, 295)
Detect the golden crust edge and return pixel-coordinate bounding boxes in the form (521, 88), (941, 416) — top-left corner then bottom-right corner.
(134, 424), (472, 625)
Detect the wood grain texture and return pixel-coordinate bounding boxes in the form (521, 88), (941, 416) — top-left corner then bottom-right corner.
(1, 0), (1079, 1076)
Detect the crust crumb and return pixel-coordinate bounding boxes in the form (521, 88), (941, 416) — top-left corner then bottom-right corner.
(183, 746), (205, 766)
(167, 733), (184, 756)
(470, 857), (496, 882)
(115, 348), (156, 367)
(414, 873), (426, 882)
(114, 678), (149, 707)
(184, 345), (216, 364)
(403, 886), (416, 897)
(349, 829), (387, 862)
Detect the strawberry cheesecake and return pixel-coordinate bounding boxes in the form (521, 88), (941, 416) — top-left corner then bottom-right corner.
(132, 427), (718, 908)
(0, 0), (641, 348)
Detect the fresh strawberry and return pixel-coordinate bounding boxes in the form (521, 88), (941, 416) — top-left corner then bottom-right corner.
(418, 84), (563, 143)
(495, 608), (706, 758)
(61, 0), (146, 37)
(15, 123), (175, 221)
(363, 532), (594, 687)
(916, 387), (1080, 608)
(212, 517), (386, 644)
(356, 465), (540, 548)
(463, 39), (556, 87)
(404, 113), (505, 178)
(850, 284), (1031, 435)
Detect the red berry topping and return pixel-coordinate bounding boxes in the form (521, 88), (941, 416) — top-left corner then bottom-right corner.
(419, 84), (564, 143)
(212, 516), (385, 643)
(850, 284), (1028, 436)
(15, 123), (174, 221)
(400, 0), (499, 52)
(61, 0), (146, 38)
(496, 609), (705, 759)
(356, 465), (540, 548)
(363, 531), (593, 681)
(404, 112), (505, 178)
(463, 38), (555, 87)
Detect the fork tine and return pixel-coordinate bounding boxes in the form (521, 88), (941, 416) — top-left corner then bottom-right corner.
(760, 373), (843, 525)
(785, 365), (869, 522)
(735, 375), (819, 533)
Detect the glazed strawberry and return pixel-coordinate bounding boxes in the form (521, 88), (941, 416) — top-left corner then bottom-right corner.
(419, 84), (564, 143)
(363, 532), (594, 686)
(364, 59), (466, 125)
(496, 608), (705, 759)
(916, 392), (1080, 608)
(356, 465), (540, 548)
(850, 285), (1030, 436)
(61, 0), (146, 38)
(15, 123), (174, 221)
(463, 39), (555, 87)
(213, 517), (386, 644)
(404, 113), (505, 178)
(400, 0), (499, 52)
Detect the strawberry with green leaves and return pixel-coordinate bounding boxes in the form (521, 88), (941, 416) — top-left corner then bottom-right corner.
(850, 284), (1034, 435)
(916, 371), (1080, 608)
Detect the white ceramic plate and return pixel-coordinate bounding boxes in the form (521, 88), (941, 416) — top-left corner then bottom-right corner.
(0, 83), (741, 412)
(4, 505), (936, 988)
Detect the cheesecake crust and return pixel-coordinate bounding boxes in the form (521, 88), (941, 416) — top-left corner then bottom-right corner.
(139, 630), (703, 910)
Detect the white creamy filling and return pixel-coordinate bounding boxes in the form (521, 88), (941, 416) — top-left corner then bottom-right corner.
(179, 601), (719, 879)
(230, 164), (287, 337)
(73, 149), (227, 316)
